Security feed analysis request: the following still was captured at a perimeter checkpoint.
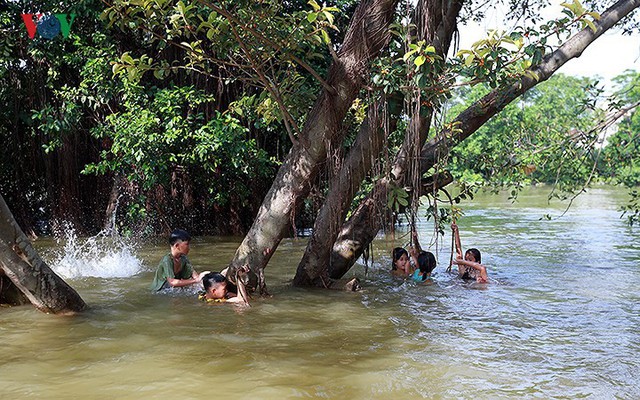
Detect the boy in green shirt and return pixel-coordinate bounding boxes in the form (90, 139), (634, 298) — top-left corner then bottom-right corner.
(150, 229), (209, 291)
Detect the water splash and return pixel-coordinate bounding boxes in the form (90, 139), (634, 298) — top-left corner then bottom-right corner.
(48, 224), (143, 279)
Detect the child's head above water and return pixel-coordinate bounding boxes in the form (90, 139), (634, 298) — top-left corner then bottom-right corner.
(465, 248), (481, 263)
(417, 251), (436, 275)
(169, 229), (191, 245)
(202, 272), (228, 299)
(392, 247), (409, 271)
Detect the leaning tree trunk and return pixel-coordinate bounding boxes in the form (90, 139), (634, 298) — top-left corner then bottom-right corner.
(293, 0), (463, 286)
(0, 194), (86, 314)
(226, 0), (400, 293)
(292, 97), (398, 286)
(328, 0), (640, 276)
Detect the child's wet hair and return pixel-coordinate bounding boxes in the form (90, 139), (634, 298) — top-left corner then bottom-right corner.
(391, 247), (408, 270)
(202, 272), (226, 291)
(466, 248), (481, 263)
(169, 229), (191, 245)
(417, 251), (437, 275)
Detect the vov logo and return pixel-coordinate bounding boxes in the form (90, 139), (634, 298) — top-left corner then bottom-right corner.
(21, 13), (76, 40)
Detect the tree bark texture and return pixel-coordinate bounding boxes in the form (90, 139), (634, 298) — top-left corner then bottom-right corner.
(0, 194), (87, 314)
(0, 273), (29, 306)
(328, 0), (640, 276)
(226, 0), (400, 292)
(308, 0), (462, 282)
(293, 97), (398, 286)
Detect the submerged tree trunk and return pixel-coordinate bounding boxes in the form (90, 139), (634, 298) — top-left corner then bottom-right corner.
(330, 171), (453, 277)
(292, 97), (398, 286)
(0, 270), (29, 306)
(226, 0), (400, 293)
(0, 194), (87, 314)
(328, 0), (640, 276)
(293, 0), (463, 286)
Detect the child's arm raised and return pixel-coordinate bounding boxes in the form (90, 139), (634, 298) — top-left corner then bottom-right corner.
(411, 230), (423, 253)
(408, 230), (421, 268)
(451, 222), (463, 259)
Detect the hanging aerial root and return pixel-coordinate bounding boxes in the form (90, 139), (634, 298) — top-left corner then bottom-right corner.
(440, 187), (455, 272)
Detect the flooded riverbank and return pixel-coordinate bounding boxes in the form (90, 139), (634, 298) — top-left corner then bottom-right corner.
(1, 186), (638, 399)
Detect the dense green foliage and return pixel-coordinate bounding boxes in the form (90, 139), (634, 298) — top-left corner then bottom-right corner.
(1, 0), (344, 235)
(1, 0), (639, 238)
(445, 72), (640, 223)
(84, 84), (274, 230)
(0, 0), (115, 233)
(448, 75), (600, 186)
(599, 72), (640, 187)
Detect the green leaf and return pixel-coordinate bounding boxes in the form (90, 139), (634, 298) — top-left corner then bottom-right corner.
(322, 10), (334, 25)
(403, 49), (417, 62)
(177, 1), (186, 15)
(321, 29), (330, 44)
(587, 11), (601, 20)
(525, 70), (539, 81)
(112, 63), (123, 76)
(307, 12), (318, 23)
(583, 19), (597, 33)
(308, 0), (321, 11)
(121, 52), (134, 65)
(560, 0), (584, 16)
(465, 54), (475, 66)
(414, 55), (426, 67)
(127, 67), (137, 82)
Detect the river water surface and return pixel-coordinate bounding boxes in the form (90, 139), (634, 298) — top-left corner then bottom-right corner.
(1, 186), (638, 399)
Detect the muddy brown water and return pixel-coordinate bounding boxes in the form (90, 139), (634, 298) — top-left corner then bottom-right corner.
(1, 186), (638, 399)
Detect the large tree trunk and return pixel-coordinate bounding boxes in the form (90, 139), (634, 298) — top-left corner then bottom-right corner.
(293, 0), (463, 286)
(0, 194), (87, 314)
(292, 97), (397, 286)
(0, 269), (30, 306)
(226, 0), (400, 293)
(328, 0), (640, 275)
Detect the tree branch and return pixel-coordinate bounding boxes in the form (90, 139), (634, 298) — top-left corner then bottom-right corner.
(228, 22), (301, 145)
(196, 0), (337, 95)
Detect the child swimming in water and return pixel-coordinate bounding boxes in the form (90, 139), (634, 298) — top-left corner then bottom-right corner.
(451, 222), (488, 283)
(410, 248), (436, 283)
(409, 230), (436, 282)
(198, 272), (247, 304)
(150, 229), (210, 291)
(391, 231), (437, 281)
(391, 247), (412, 277)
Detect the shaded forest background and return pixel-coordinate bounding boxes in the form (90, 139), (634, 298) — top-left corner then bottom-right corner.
(1, 0), (639, 241)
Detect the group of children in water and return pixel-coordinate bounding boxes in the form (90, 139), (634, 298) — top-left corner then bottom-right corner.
(391, 222), (488, 284)
(150, 221), (488, 305)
